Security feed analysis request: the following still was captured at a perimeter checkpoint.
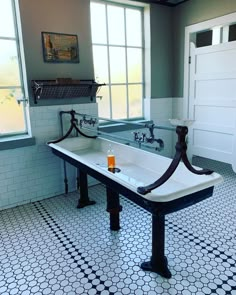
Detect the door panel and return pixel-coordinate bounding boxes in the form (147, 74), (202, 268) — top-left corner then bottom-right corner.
(188, 42), (236, 169)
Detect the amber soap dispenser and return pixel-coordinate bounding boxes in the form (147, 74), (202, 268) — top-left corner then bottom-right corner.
(107, 144), (115, 168)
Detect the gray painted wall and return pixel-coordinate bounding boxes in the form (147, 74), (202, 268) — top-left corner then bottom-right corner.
(150, 5), (173, 98)
(19, 0), (95, 106)
(18, 0), (236, 104)
(18, 0), (174, 104)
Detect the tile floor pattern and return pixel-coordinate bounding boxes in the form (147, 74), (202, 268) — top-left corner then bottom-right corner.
(0, 157), (236, 295)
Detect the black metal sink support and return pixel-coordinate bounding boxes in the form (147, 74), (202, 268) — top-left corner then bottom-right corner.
(141, 213), (171, 278)
(48, 110), (219, 278)
(48, 110), (97, 203)
(106, 187), (122, 231)
(137, 126), (214, 195)
(77, 170), (96, 208)
(50, 146), (215, 278)
(48, 110), (97, 145)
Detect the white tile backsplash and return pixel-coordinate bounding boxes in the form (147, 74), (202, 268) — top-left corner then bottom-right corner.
(149, 97), (173, 122)
(0, 103), (98, 210)
(0, 98), (184, 210)
(172, 97), (184, 119)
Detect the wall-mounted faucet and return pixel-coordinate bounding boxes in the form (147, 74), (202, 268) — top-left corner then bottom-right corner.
(133, 131), (146, 143)
(145, 123), (164, 151)
(79, 115), (97, 128)
(145, 123), (155, 143)
(133, 123), (164, 152)
(133, 131), (146, 148)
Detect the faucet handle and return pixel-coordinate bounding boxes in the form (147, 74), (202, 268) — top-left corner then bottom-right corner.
(133, 131), (139, 140)
(141, 132), (146, 140)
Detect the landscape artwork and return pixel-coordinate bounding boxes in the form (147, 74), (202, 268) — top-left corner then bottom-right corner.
(41, 32), (79, 63)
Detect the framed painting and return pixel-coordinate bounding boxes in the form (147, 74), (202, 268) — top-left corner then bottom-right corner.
(41, 32), (79, 63)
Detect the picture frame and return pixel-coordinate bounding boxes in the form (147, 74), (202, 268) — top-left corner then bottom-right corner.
(41, 32), (79, 63)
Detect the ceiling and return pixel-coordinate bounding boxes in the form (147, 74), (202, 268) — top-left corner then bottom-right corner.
(130, 0), (189, 7)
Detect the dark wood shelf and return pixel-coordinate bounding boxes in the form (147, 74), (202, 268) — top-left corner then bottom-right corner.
(31, 79), (105, 104)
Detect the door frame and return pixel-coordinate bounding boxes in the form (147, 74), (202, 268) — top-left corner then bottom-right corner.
(183, 11), (236, 118)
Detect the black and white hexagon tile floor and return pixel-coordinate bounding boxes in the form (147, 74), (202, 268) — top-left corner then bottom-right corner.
(0, 156), (235, 295)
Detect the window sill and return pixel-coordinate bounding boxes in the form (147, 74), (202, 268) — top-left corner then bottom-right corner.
(0, 135), (36, 151)
(99, 119), (153, 133)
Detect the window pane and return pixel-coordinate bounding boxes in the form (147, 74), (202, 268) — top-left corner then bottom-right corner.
(0, 89), (26, 135)
(110, 47), (126, 83)
(126, 9), (142, 46)
(90, 2), (107, 43)
(0, 0), (15, 37)
(97, 86), (110, 118)
(127, 48), (142, 83)
(111, 85), (127, 119)
(107, 5), (125, 45)
(196, 30), (212, 48)
(128, 85), (143, 118)
(0, 40), (21, 86)
(92, 45), (109, 83)
(229, 24), (236, 41)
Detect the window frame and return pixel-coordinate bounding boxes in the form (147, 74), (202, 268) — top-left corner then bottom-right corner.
(0, 0), (34, 149)
(91, 0), (145, 121)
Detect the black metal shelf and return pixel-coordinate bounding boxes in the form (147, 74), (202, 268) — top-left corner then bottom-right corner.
(31, 79), (105, 104)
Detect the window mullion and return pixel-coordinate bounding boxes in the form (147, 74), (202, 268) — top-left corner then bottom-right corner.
(105, 3), (113, 119)
(124, 8), (129, 119)
(13, 0), (29, 104)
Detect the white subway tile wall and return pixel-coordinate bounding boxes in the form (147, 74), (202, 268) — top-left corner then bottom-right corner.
(172, 97), (184, 119)
(0, 103), (98, 210)
(0, 98), (183, 210)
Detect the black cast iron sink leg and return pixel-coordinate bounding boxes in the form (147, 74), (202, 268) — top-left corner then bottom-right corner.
(76, 168), (80, 191)
(106, 187), (122, 231)
(141, 213), (172, 278)
(77, 170), (96, 208)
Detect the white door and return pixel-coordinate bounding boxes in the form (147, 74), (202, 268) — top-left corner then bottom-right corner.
(188, 41), (236, 170)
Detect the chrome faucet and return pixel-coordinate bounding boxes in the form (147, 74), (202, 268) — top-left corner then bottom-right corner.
(145, 124), (155, 144)
(133, 131), (146, 143)
(133, 124), (164, 152)
(79, 115), (97, 128)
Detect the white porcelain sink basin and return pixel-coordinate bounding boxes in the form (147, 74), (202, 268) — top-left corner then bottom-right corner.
(48, 136), (222, 202)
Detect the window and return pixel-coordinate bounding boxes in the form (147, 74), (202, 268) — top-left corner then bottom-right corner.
(0, 0), (28, 137)
(196, 30), (212, 48)
(229, 23), (236, 42)
(195, 23), (236, 48)
(90, 1), (144, 120)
